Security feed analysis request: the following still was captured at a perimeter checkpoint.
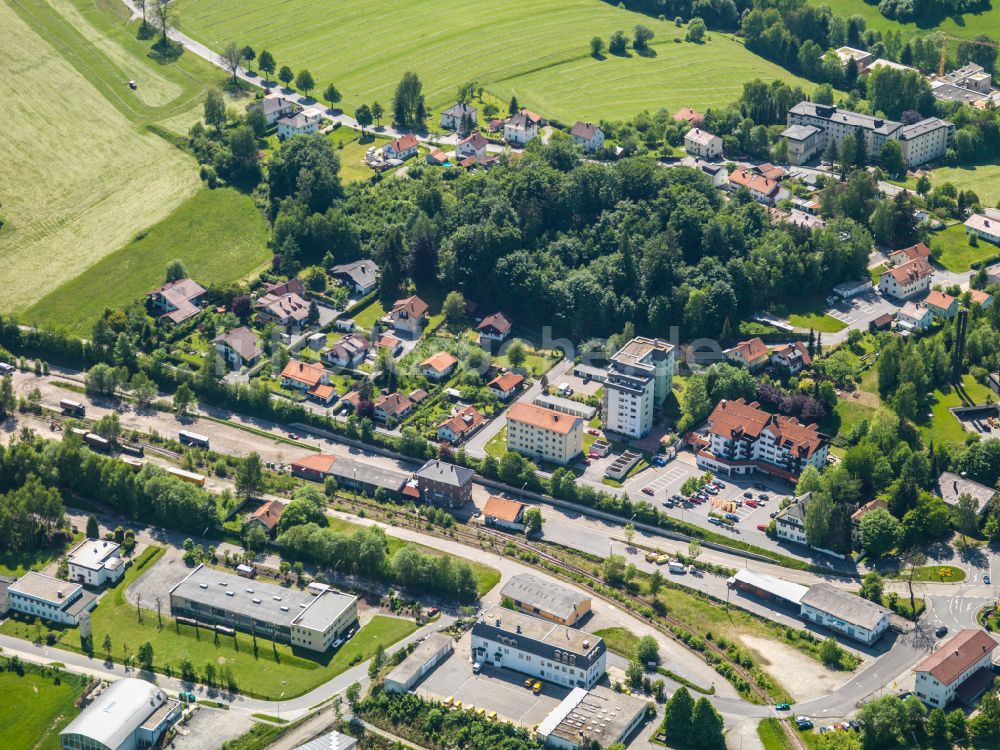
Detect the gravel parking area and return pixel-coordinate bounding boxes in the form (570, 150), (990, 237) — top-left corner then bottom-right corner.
(171, 705), (253, 750)
(125, 547), (192, 611)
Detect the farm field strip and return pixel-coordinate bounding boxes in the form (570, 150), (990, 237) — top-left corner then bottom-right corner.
(172, 0), (822, 121)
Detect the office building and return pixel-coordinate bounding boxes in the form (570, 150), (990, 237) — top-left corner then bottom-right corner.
(506, 402), (584, 466)
(169, 564), (357, 653)
(914, 629), (998, 707)
(602, 337), (675, 438)
(536, 686), (649, 750)
(8, 572), (97, 636)
(61, 678), (181, 750)
(471, 606), (606, 689)
(66, 538), (126, 587)
(499, 573), (592, 626)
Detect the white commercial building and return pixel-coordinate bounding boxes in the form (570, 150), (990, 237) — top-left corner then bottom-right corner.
(799, 583), (890, 645)
(61, 678), (181, 750)
(8, 572), (97, 636)
(914, 629), (998, 708)
(384, 632), (454, 693)
(67, 538), (126, 587)
(169, 564), (357, 653)
(471, 606), (606, 689)
(602, 337), (675, 438)
(536, 686), (649, 750)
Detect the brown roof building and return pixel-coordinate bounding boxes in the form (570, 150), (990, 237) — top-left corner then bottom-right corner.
(248, 499), (286, 534)
(915, 629), (998, 707)
(481, 495), (528, 531)
(147, 278), (206, 325)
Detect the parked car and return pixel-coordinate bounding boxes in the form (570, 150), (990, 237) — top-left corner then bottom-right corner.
(705, 486), (719, 495)
(744, 499), (759, 508)
(848, 721), (860, 731)
(672, 494), (684, 503)
(663, 500), (675, 508)
(756, 523), (767, 532)
(774, 703), (790, 711)
(725, 513), (740, 522)
(759, 493), (770, 501)
(333, 638), (344, 648)
(796, 720), (813, 730)
(936, 626), (949, 638)
(754, 483), (765, 490)
(708, 517), (722, 526)
(641, 486), (655, 496)
(714, 480), (726, 488)
(650, 454), (667, 466)
(743, 490), (754, 498)
(984, 574), (991, 584)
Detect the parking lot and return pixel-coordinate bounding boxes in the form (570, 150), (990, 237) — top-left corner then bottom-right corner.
(824, 290), (897, 329)
(415, 634), (566, 728)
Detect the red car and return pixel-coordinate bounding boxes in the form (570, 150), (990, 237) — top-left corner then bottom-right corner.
(756, 523), (767, 532)
(745, 499), (759, 508)
(641, 487), (655, 496)
(587, 428), (601, 436)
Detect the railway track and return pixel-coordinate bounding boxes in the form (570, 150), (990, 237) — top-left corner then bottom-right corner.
(342, 497), (808, 750)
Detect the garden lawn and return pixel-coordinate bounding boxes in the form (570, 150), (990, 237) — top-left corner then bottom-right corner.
(914, 374), (992, 448)
(23, 189), (270, 335)
(929, 223), (1000, 273)
(816, 0), (1000, 39)
(895, 565), (966, 583)
(171, 0), (821, 122)
(351, 299), (389, 332)
(0, 547), (417, 699)
(484, 427), (508, 460)
(593, 627), (639, 659)
(923, 164), (1000, 208)
(783, 296), (847, 333)
(820, 398), (876, 438)
(0, 666), (84, 750)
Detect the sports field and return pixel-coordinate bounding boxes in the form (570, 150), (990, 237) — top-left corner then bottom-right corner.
(172, 0), (819, 122)
(24, 188), (271, 334)
(817, 0), (1000, 39)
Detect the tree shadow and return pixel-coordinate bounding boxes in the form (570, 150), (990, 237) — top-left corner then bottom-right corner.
(635, 46), (657, 58)
(148, 39), (183, 64)
(591, 52), (607, 61)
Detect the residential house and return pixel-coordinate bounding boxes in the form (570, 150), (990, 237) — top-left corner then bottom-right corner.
(374, 392), (414, 423)
(387, 295), (429, 338)
(965, 213), (1000, 245)
(507, 402), (584, 466)
(602, 337), (675, 439)
(673, 108), (704, 127)
(897, 301), (933, 332)
(851, 499), (889, 546)
(727, 169), (788, 205)
(66, 539), (125, 587)
(248, 94), (298, 126)
(699, 162), (728, 188)
(696, 398), (829, 481)
(770, 341), (812, 374)
(436, 405), (485, 445)
(569, 121), (605, 153)
(487, 371), (524, 401)
(213, 326), (262, 370)
(925, 290), (959, 319)
(456, 132), (489, 161)
(879, 258), (933, 300)
(247, 499), (286, 536)
(146, 278), (206, 325)
(277, 108), (322, 139)
(780, 123), (824, 165)
(481, 496), (528, 532)
(408, 388), (429, 405)
(280, 359), (330, 397)
(969, 289), (993, 309)
(290, 453), (336, 483)
(263, 278), (306, 297)
(330, 260), (379, 296)
(936, 471), (997, 516)
(255, 291), (311, 330)
(420, 351), (458, 381)
(914, 630), (998, 707)
(683, 128), (723, 159)
(415, 459), (475, 508)
(987, 261), (1000, 287)
(774, 496), (809, 546)
(504, 111), (538, 146)
(440, 102), (477, 132)
(376, 332), (404, 357)
(383, 133), (419, 161)
(426, 149), (450, 166)
(887, 242), (932, 267)
(477, 311), (512, 347)
(755, 163), (786, 181)
(723, 337), (770, 371)
(322, 333), (371, 368)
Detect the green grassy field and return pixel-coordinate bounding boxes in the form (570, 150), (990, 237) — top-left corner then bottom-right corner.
(894, 564), (966, 583)
(23, 188), (271, 334)
(0, 547), (417, 699)
(930, 223), (1000, 273)
(0, 665), (84, 750)
(782, 296), (848, 333)
(914, 374), (992, 448)
(171, 0), (820, 122)
(923, 164), (1000, 209)
(817, 0), (1000, 39)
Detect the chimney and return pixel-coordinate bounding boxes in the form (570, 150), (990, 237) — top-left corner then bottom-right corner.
(583, 639), (590, 648)
(516, 625), (522, 634)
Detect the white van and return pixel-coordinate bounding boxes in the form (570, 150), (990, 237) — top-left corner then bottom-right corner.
(667, 560), (686, 574)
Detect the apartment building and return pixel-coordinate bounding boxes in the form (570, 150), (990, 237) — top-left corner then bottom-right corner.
(507, 402), (584, 465)
(602, 337), (675, 438)
(914, 629), (998, 707)
(878, 257), (934, 300)
(471, 606), (606, 689)
(695, 398), (829, 481)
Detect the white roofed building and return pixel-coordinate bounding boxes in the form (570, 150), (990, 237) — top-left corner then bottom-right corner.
(61, 678), (181, 750)
(66, 538), (126, 587)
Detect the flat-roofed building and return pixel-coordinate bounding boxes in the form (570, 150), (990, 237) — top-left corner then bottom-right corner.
(602, 337), (675, 438)
(8, 572), (98, 635)
(499, 573), (592, 626)
(536, 686), (649, 750)
(471, 606), (606, 689)
(169, 564), (357, 653)
(507, 402), (584, 466)
(61, 678), (181, 750)
(533, 393), (597, 421)
(914, 629), (998, 707)
(294, 731), (359, 750)
(66, 538), (126, 587)
(384, 632), (454, 693)
(800, 583), (890, 645)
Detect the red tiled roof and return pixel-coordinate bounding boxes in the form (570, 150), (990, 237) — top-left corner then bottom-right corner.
(969, 289), (992, 305)
(915, 630), (998, 685)
(477, 312), (512, 335)
(925, 290), (956, 310)
(391, 295), (429, 318)
(888, 242), (931, 264)
(706, 398), (826, 459)
(489, 371), (524, 392)
(508, 402), (581, 435)
(726, 337), (769, 364)
(673, 107), (704, 124)
(756, 163), (786, 181)
(884, 257), (933, 285)
(482, 495), (527, 523)
(388, 133), (418, 152)
(250, 499), (286, 531)
(771, 341), (812, 367)
(421, 351), (458, 373)
(459, 132), (489, 150)
(281, 359), (327, 388)
(728, 169), (780, 197)
(851, 498), (888, 522)
(438, 405), (485, 437)
(376, 392), (413, 416)
(309, 383), (336, 400)
(291, 454), (336, 473)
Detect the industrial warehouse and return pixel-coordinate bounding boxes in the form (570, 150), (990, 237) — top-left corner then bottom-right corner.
(169, 564), (358, 653)
(499, 573), (592, 626)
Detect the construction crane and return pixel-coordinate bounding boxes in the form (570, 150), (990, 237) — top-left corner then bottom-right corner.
(937, 33), (999, 76)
